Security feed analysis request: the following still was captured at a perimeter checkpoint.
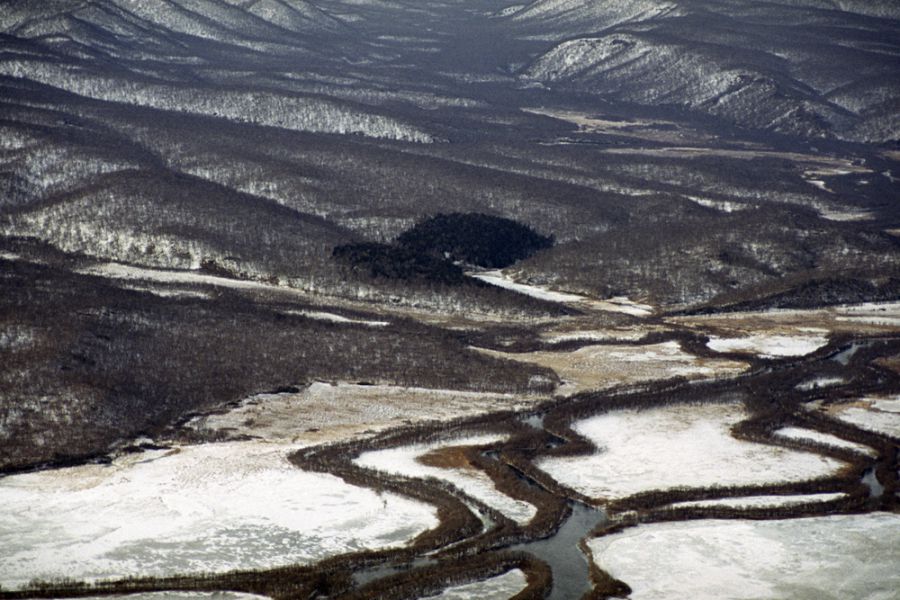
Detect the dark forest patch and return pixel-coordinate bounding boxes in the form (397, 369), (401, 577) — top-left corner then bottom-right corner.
(397, 213), (554, 269)
(333, 213), (554, 283)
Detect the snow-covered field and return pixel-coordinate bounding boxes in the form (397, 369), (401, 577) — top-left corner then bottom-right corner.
(355, 434), (536, 525)
(796, 376), (845, 391)
(469, 270), (589, 303)
(188, 382), (530, 444)
(871, 396), (900, 413)
(671, 301), (900, 336)
(537, 403), (846, 500)
(427, 569), (527, 600)
(706, 331), (828, 358)
(0, 441), (438, 589)
(79, 262), (303, 294)
(830, 397), (900, 439)
(589, 513), (900, 600)
(77, 594), (269, 600)
(283, 310), (389, 327)
(665, 492), (846, 510)
(469, 270), (653, 316)
(774, 426), (875, 456)
(824, 303), (900, 324)
(477, 341), (746, 395)
(539, 327), (655, 344)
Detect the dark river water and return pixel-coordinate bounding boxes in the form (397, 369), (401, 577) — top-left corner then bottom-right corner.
(512, 502), (608, 600)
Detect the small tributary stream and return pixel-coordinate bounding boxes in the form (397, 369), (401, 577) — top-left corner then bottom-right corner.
(352, 410), (608, 597)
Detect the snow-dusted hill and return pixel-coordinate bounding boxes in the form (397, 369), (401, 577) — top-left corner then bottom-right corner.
(513, 0), (900, 141)
(0, 0), (435, 143)
(0, 0), (897, 306)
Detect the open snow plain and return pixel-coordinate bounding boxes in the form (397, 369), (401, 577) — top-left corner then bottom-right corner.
(589, 514), (900, 600)
(0, 442), (437, 588)
(537, 403), (847, 501)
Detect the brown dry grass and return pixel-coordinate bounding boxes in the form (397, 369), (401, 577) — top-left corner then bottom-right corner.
(671, 306), (900, 338)
(874, 354), (900, 374)
(417, 446), (477, 470)
(474, 342), (747, 395)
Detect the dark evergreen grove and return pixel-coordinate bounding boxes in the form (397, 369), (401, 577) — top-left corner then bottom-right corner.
(396, 213), (554, 269)
(333, 213), (555, 283)
(331, 242), (466, 283)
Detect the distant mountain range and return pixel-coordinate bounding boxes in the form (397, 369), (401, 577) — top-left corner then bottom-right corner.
(512, 0), (900, 141)
(2, 0), (897, 141)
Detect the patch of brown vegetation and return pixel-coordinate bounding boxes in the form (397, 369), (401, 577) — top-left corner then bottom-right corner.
(874, 354), (900, 374)
(417, 446), (477, 470)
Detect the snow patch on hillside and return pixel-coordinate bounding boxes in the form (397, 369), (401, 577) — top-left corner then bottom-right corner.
(471, 270), (653, 316)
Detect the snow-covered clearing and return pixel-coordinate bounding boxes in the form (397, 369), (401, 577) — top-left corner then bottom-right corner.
(828, 396), (900, 439)
(818, 207), (874, 222)
(79, 262), (300, 295)
(672, 301), (900, 337)
(665, 492), (846, 510)
(685, 196), (747, 213)
(469, 270), (653, 316)
(602, 148), (872, 176)
(796, 377), (845, 391)
(836, 315), (900, 327)
(187, 382), (531, 445)
(706, 331), (828, 358)
(0, 441), (437, 589)
(521, 108), (696, 144)
(871, 396), (900, 413)
(774, 426), (875, 456)
(284, 309), (389, 327)
(469, 270), (586, 303)
(426, 569), (527, 600)
(476, 341), (746, 395)
(832, 302), (900, 326)
(522, 108), (672, 131)
(835, 302), (900, 318)
(355, 434), (536, 525)
(120, 284), (213, 300)
(77, 594), (269, 600)
(540, 327), (653, 344)
(806, 178), (832, 192)
(537, 403), (846, 501)
(588, 513), (900, 600)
